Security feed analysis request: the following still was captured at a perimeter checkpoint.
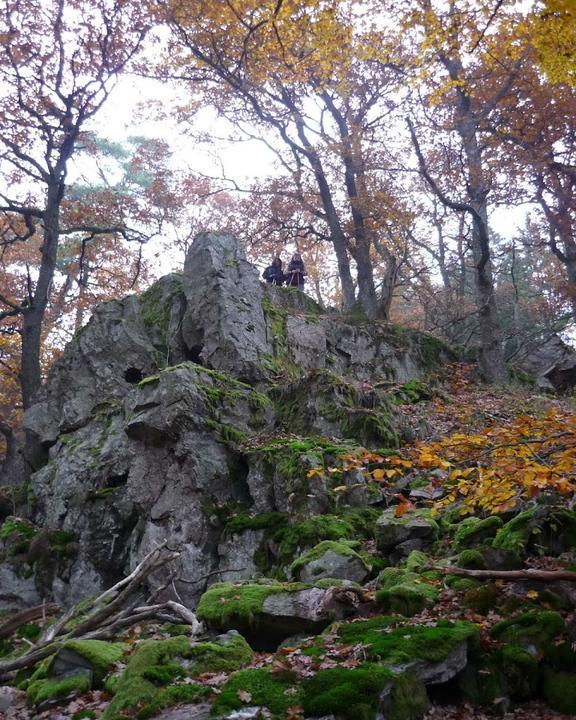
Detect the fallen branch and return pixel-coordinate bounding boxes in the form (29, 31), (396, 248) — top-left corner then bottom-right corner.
(0, 603), (59, 640)
(0, 543), (192, 680)
(433, 566), (576, 582)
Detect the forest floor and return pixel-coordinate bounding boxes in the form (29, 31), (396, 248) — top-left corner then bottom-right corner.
(2, 365), (576, 720)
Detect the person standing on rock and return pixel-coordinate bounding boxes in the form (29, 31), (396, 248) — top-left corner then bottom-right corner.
(262, 257), (285, 285)
(286, 253), (306, 290)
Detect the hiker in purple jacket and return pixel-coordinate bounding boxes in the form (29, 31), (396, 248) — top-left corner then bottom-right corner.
(286, 253), (306, 289)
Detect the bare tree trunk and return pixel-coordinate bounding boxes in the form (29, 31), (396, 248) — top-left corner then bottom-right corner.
(20, 181), (62, 411)
(0, 421), (25, 485)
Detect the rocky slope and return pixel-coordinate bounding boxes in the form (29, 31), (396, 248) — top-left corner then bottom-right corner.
(1, 232), (449, 610)
(1, 233), (575, 720)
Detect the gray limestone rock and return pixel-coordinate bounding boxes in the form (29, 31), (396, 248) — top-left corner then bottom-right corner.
(6, 233), (452, 610)
(376, 510), (439, 553)
(182, 232), (271, 383)
(292, 545), (370, 584)
(0, 564), (40, 611)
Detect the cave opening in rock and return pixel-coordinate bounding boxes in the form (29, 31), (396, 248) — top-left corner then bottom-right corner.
(124, 367), (144, 384)
(185, 344), (204, 364)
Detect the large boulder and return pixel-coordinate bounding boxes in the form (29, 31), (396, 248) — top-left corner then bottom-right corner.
(196, 580), (361, 649)
(516, 333), (576, 392)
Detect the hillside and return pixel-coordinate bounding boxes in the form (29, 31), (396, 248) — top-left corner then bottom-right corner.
(1, 234), (575, 720)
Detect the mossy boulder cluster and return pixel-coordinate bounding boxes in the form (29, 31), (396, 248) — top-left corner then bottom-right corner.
(2, 233), (576, 718)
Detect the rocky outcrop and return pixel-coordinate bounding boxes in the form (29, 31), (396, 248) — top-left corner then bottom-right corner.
(3, 233), (451, 610)
(516, 333), (576, 392)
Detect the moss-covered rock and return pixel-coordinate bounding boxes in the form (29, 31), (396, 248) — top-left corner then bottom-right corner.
(542, 668), (576, 714)
(375, 509), (439, 553)
(381, 672), (430, 720)
(186, 630), (253, 676)
(491, 610), (565, 649)
(211, 667), (302, 718)
(196, 580), (352, 649)
(458, 655), (507, 707)
(265, 507), (380, 577)
(196, 581), (292, 628)
(453, 516), (503, 552)
(101, 635), (208, 720)
(457, 549), (487, 570)
(302, 663), (393, 720)
(315, 616), (477, 672)
(463, 583), (498, 614)
(25, 639), (126, 706)
(290, 540), (371, 583)
(376, 568), (439, 616)
(27, 673), (91, 706)
(493, 506), (576, 556)
(498, 645), (539, 701)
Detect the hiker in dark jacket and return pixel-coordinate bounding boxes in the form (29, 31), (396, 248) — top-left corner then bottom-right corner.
(286, 253), (306, 289)
(262, 257), (285, 285)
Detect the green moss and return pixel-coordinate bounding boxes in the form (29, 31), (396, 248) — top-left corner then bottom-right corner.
(225, 511), (288, 534)
(498, 645), (538, 700)
(445, 576), (481, 592)
(391, 379), (433, 405)
(49, 529), (77, 553)
(457, 549), (487, 570)
(135, 684), (210, 720)
(18, 623), (40, 641)
(453, 516), (503, 552)
(404, 550), (429, 572)
(302, 663), (393, 720)
(211, 667), (302, 718)
(261, 291), (299, 379)
(383, 672), (429, 720)
(205, 418), (248, 446)
(492, 507), (576, 556)
(101, 636), (196, 720)
(139, 275), (184, 366)
(142, 662), (185, 685)
(270, 509), (380, 576)
(458, 656), (506, 706)
(27, 673), (91, 706)
(492, 509), (536, 553)
(418, 334), (452, 367)
(196, 581), (305, 628)
(58, 640), (127, 685)
(491, 610), (565, 647)
(376, 568), (439, 616)
(290, 540), (369, 579)
(463, 583), (498, 614)
(542, 668), (576, 714)
(0, 517), (38, 541)
(319, 616), (477, 667)
(0, 639), (13, 657)
(138, 374), (160, 387)
(186, 632), (253, 676)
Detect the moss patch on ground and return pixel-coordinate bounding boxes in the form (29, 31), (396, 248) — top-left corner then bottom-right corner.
(27, 673), (91, 706)
(302, 663), (393, 720)
(211, 667), (302, 719)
